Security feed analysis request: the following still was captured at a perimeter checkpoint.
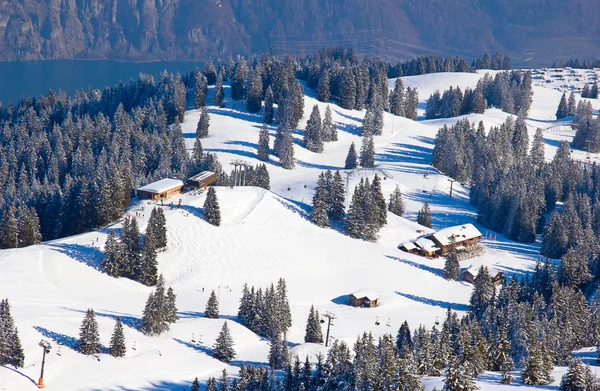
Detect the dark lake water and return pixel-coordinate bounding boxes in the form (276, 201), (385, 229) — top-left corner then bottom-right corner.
(0, 60), (205, 104)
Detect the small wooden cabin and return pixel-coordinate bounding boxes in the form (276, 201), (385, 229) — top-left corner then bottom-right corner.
(137, 179), (184, 200)
(461, 268), (478, 284)
(348, 290), (380, 308)
(187, 171), (217, 190)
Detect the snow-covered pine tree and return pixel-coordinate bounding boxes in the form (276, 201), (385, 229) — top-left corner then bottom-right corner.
(345, 142), (358, 169)
(257, 124), (271, 161)
(269, 332), (285, 369)
(567, 92), (577, 118)
(405, 87), (419, 120)
(197, 107), (210, 139)
(396, 321), (413, 353)
(470, 266), (494, 317)
(388, 185), (405, 216)
(165, 287), (178, 323)
(102, 229), (122, 277)
(213, 71), (225, 107)
(340, 65), (356, 110)
(140, 275), (170, 336)
(304, 305), (324, 343)
(246, 70), (263, 113)
(0, 299), (24, 368)
(561, 358), (593, 391)
(190, 377), (201, 391)
(371, 174), (387, 228)
(444, 237), (460, 280)
(322, 106), (337, 142)
(318, 69), (330, 102)
(329, 171), (346, 221)
(359, 134), (375, 168)
(139, 223), (158, 286)
(443, 356), (478, 391)
(205, 290), (220, 318)
(109, 317), (126, 357)
(78, 308), (101, 355)
(0, 205), (17, 249)
(205, 377), (217, 391)
(276, 278), (292, 334)
(291, 81), (305, 128)
(556, 92), (569, 119)
(204, 187), (221, 227)
(18, 206), (42, 246)
(194, 70), (207, 109)
(121, 217), (142, 279)
(304, 105), (324, 153)
(417, 202), (432, 228)
(231, 57), (249, 101)
(521, 335), (553, 385)
(345, 185), (365, 239)
(311, 185), (330, 228)
(280, 126), (295, 170)
(390, 78), (405, 117)
(213, 322), (236, 363)
(264, 86), (275, 124)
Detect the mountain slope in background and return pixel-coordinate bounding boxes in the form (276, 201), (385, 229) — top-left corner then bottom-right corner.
(0, 0), (599, 66)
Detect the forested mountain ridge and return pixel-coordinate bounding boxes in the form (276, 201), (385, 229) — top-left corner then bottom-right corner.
(1, 0), (599, 65)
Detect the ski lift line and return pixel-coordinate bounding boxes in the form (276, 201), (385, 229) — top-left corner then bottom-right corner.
(269, 28), (386, 38)
(271, 36), (377, 46)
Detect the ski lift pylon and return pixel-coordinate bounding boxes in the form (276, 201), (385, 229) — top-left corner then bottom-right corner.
(375, 316), (380, 326)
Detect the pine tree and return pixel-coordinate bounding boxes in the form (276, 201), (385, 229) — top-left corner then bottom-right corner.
(359, 134), (375, 168)
(140, 276), (170, 336)
(390, 78), (405, 116)
(19, 206), (42, 246)
(205, 290), (220, 318)
(8, 328), (24, 368)
(194, 70), (207, 109)
(191, 377), (201, 391)
(304, 105), (324, 153)
(311, 185), (330, 228)
(269, 332), (288, 370)
(213, 322), (236, 363)
(165, 287), (178, 323)
(396, 321), (413, 353)
(345, 185), (364, 239)
(592, 82), (599, 99)
(470, 266), (494, 317)
(521, 335), (553, 385)
(322, 105), (338, 142)
(197, 107), (210, 138)
(567, 92), (577, 117)
(280, 126), (295, 170)
(329, 171), (346, 221)
(264, 86), (274, 124)
(231, 57), (249, 101)
(340, 66), (356, 109)
(561, 358), (589, 391)
(204, 187), (221, 226)
(102, 229), (122, 277)
(109, 317), (126, 358)
(318, 69), (330, 102)
(444, 237), (460, 280)
(556, 93), (569, 119)
(304, 305), (324, 343)
(0, 205), (18, 249)
(246, 70), (263, 113)
(417, 202), (432, 228)
(388, 185), (405, 216)
(257, 124), (270, 162)
(78, 308), (101, 355)
(276, 278), (292, 334)
(213, 72), (225, 107)
(371, 174), (387, 228)
(443, 356), (479, 391)
(345, 142), (358, 169)
(0, 299), (24, 368)
(140, 223), (158, 286)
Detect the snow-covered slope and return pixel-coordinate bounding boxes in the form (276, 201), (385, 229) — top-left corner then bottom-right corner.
(2, 69), (594, 391)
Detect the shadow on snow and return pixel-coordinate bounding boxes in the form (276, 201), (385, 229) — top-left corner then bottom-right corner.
(46, 243), (104, 271)
(395, 292), (470, 312)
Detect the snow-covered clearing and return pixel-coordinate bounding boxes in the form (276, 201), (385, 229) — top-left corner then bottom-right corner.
(2, 69), (598, 390)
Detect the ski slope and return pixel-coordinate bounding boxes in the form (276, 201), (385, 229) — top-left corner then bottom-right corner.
(2, 68), (598, 391)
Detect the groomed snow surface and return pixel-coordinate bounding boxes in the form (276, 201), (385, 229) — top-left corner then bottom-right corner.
(2, 69), (599, 390)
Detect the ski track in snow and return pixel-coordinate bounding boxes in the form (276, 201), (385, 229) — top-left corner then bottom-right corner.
(2, 68), (600, 391)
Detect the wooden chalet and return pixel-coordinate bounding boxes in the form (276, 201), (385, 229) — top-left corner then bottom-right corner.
(430, 224), (483, 255)
(460, 268), (505, 286)
(348, 290), (379, 308)
(137, 178), (184, 200)
(187, 171), (217, 190)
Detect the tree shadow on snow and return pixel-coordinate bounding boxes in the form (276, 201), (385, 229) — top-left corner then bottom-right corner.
(334, 110), (363, 124)
(46, 243), (104, 271)
(336, 122), (362, 136)
(88, 379), (195, 391)
(33, 326), (79, 351)
(395, 292), (470, 312)
(295, 159), (341, 171)
(208, 107), (264, 125)
(180, 204), (204, 220)
(173, 338), (212, 356)
(385, 255), (443, 278)
(60, 307), (141, 330)
(275, 197), (311, 221)
(206, 147), (259, 160)
(0, 366), (37, 386)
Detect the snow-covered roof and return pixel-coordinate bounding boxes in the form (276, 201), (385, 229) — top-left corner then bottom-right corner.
(415, 237), (440, 252)
(432, 224), (482, 247)
(351, 290), (380, 301)
(137, 178), (184, 194)
(189, 171), (216, 181)
(399, 241), (417, 251)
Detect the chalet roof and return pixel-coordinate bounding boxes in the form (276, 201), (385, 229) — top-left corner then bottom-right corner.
(351, 290), (380, 301)
(189, 171), (216, 181)
(415, 237), (440, 252)
(432, 224), (482, 247)
(137, 178), (184, 194)
(399, 241), (417, 251)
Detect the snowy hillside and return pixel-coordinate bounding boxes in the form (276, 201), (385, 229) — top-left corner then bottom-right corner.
(2, 68), (599, 391)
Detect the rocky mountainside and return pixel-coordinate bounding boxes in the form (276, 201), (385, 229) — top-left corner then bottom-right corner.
(0, 0), (599, 65)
